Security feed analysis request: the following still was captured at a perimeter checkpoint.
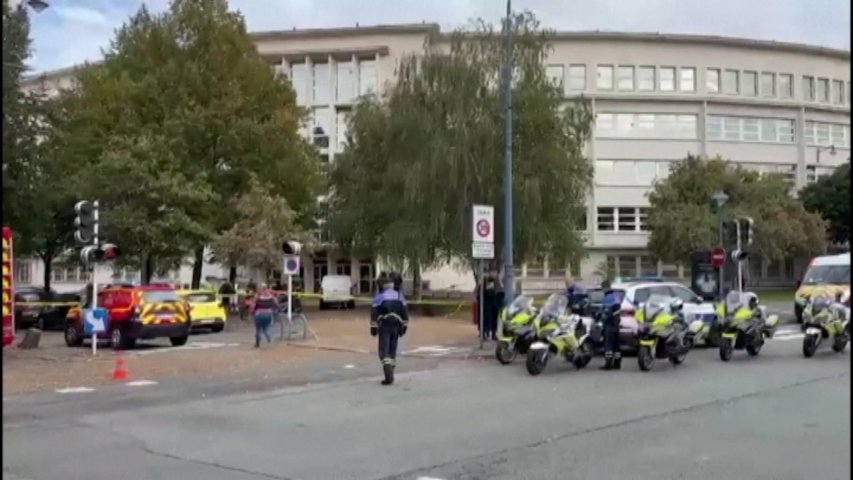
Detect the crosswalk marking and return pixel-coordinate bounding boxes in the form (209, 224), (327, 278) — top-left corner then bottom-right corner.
(404, 345), (470, 357)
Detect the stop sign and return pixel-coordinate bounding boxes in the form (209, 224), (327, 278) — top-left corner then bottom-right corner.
(711, 247), (726, 268)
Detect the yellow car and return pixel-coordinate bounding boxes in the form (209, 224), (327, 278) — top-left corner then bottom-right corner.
(178, 290), (226, 333)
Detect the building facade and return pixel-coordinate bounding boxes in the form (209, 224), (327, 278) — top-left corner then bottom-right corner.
(18, 24), (850, 293)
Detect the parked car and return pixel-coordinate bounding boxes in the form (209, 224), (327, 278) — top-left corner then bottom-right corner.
(319, 275), (355, 310)
(586, 281), (718, 349)
(14, 287), (80, 331)
(65, 284), (190, 350)
(177, 290), (227, 333)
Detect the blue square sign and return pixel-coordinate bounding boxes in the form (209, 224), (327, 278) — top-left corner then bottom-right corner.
(83, 308), (108, 335)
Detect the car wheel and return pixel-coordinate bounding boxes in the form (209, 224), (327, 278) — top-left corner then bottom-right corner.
(110, 326), (127, 350)
(170, 335), (189, 346)
(211, 324), (224, 333)
(64, 324), (83, 347)
(319, 301), (326, 311)
(347, 300), (355, 310)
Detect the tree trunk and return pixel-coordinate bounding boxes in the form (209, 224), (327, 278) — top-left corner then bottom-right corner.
(229, 264), (237, 284)
(39, 252), (53, 293)
(191, 246), (204, 289)
(141, 254), (154, 285)
(412, 264), (422, 300)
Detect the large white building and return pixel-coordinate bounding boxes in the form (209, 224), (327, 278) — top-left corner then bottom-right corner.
(17, 23), (851, 294)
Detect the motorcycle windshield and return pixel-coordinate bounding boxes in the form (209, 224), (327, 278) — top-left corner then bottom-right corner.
(724, 291), (748, 312)
(540, 293), (568, 319)
(506, 295), (533, 318)
(810, 295), (833, 316)
(643, 295), (669, 320)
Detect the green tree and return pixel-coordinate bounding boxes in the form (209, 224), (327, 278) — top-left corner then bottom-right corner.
(210, 177), (305, 281)
(329, 12), (593, 293)
(800, 161), (850, 246)
(56, 0), (319, 284)
(646, 156), (827, 264)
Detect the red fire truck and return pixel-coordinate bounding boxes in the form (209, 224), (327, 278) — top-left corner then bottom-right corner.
(3, 226), (14, 347)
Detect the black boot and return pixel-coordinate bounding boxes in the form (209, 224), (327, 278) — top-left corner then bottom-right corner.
(600, 356), (613, 370)
(613, 356), (622, 370)
(381, 364), (394, 385)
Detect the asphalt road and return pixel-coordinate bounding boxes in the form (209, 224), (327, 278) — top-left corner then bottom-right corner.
(3, 331), (849, 480)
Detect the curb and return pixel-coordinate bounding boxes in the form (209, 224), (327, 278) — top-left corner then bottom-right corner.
(285, 342), (372, 355)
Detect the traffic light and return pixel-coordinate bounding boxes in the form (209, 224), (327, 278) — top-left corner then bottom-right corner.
(74, 200), (98, 244)
(80, 244), (120, 266)
(731, 249), (749, 262)
(281, 241), (303, 255)
(80, 245), (99, 265)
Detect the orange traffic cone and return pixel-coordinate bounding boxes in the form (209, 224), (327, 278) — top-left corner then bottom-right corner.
(111, 351), (129, 381)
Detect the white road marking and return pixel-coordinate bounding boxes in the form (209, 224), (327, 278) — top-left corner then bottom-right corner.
(125, 380), (158, 387)
(404, 345), (470, 357)
(416, 477), (447, 480)
(135, 341), (239, 356)
(343, 364), (356, 369)
(55, 387), (95, 394)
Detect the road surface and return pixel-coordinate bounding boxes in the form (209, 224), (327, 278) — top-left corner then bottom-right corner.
(3, 327), (848, 480)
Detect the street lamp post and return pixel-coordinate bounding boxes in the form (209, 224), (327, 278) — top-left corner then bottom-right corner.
(501, 0), (514, 307)
(711, 190), (728, 298)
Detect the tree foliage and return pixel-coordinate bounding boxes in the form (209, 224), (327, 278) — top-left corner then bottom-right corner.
(800, 161), (850, 246)
(52, 0), (319, 284)
(647, 156), (827, 263)
(329, 11), (593, 281)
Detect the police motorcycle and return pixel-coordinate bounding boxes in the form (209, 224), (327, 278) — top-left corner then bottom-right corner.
(802, 293), (850, 358)
(495, 294), (538, 365)
(635, 295), (704, 372)
(525, 294), (594, 376)
(715, 291), (780, 361)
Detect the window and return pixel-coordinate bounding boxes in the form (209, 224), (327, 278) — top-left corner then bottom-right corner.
(806, 165), (836, 184)
(679, 67), (696, 92)
(596, 207), (615, 231)
(706, 115), (795, 144)
(359, 59), (377, 96)
(706, 68), (720, 93)
(336, 262), (352, 276)
(567, 64), (586, 91)
(595, 113), (697, 139)
(596, 207), (645, 232)
(596, 65), (614, 90)
(616, 66), (634, 91)
(723, 70), (739, 95)
(546, 64), (564, 89)
(638, 208), (650, 231)
(595, 160), (674, 186)
(312, 63), (330, 104)
(804, 121), (850, 148)
(639, 255), (656, 276)
(618, 256), (637, 277)
(669, 285), (700, 303)
(659, 67), (675, 91)
(335, 111), (349, 152)
(832, 80), (845, 105)
(816, 78), (829, 103)
(742, 71), (757, 97)
(761, 72), (775, 97)
(636, 66), (655, 91)
(335, 61), (356, 103)
(13, 261), (31, 284)
(312, 107), (332, 149)
(802, 76), (815, 101)
(290, 63), (308, 105)
(778, 73), (793, 98)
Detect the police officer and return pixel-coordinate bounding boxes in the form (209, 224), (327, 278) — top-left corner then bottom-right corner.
(370, 272), (409, 385)
(599, 279), (622, 370)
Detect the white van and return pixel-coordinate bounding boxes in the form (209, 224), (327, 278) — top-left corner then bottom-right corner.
(795, 252), (850, 322)
(320, 275), (355, 310)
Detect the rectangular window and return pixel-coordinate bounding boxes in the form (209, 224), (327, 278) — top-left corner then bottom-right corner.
(816, 78), (829, 102)
(742, 71), (758, 97)
(567, 64), (586, 91)
(706, 68), (720, 93)
(596, 207), (615, 231)
(617, 66), (635, 91)
(596, 65), (614, 90)
(706, 115), (722, 140)
(805, 121), (851, 148)
(803, 76), (815, 101)
(312, 63), (330, 105)
(359, 59), (377, 96)
(832, 79), (844, 105)
(546, 64), (564, 89)
(335, 111), (349, 152)
(742, 118), (760, 141)
(617, 208), (637, 231)
(778, 73), (793, 98)
(594, 159), (617, 185)
(595, 113), (697, 139)
(761, 72), (775, 98)
(13, 261), (31, 284)
(830, 123), (846, 147)
(335, 61), (356, 103)
(312, 107), (332, 149)
(290, 63), (308, 105)
(638, 66), (655, 91)
(723, 70), (739, 95)
(659, 67), (675, 92)
(679, 67), (696, 92)
(595, 113), (615, 135)
(618, 256), (637, 277)
(707, 115), (795, 144)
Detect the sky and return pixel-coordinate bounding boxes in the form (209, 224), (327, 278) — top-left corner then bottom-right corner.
(20, 0), (853, 74)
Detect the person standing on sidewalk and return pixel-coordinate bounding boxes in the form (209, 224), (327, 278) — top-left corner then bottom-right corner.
(250, 284), (279, 348)
(599, 279), (623, 370)
(370, 273), (409, 386)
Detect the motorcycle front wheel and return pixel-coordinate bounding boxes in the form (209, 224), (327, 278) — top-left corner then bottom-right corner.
(746, 336), (763, 356)
(525, 349), (548, 376)
(831, 337), (848, 353)
(638, 346), (654, 371)
(719, 338), (734, 362)
(495, 341), (518, 365)
(802, 334), (819, 358)
(573, 342), (593, 369)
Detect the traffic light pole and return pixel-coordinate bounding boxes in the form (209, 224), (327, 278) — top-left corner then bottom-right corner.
(91, 200), (100, 356)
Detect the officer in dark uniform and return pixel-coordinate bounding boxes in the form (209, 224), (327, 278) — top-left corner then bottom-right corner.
(370, 272), (409, 385)
(599, 279), (622, 370)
